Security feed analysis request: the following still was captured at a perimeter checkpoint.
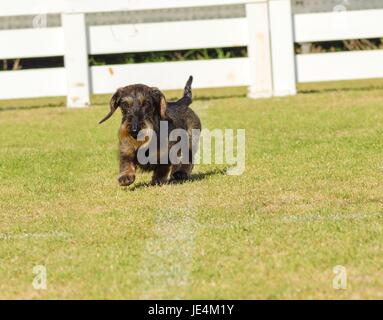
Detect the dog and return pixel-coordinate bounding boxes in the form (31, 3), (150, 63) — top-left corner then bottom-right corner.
(99, 76), (201, 186)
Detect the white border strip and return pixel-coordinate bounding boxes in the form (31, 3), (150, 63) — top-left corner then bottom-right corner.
(0, 0), (262, 17)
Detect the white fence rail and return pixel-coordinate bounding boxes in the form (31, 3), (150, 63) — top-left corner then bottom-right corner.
(0, 0), (383, 106)
(294, 8), (383, 83)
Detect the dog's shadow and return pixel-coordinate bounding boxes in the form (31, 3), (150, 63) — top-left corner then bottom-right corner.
(127, 168), (227, 191)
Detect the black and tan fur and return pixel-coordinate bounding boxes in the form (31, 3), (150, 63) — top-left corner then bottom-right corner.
(99, 76), (201, 186)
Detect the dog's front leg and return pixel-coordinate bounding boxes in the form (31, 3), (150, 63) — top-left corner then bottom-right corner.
(118, 126), (136, 186)
(118, 146), (136, 186)
(118, 150), (136, 186)
(151, 165), (171, 185)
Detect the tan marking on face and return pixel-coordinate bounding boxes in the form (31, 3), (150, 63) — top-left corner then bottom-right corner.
(118, 121), (129, 141)
(136, 93), (145, 106)
(122, 96), (134, 105)
(119, 120), (152, 150)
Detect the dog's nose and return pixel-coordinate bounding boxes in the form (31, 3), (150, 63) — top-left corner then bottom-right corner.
(131, 128), (138, 138)
(131, 115), (140, 138)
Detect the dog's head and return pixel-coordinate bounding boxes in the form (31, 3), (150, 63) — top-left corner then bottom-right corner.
(99, 84), (167, 138)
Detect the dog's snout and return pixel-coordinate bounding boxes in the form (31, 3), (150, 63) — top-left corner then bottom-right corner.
(131, 116), (139, 138)
(131, 129), (138, 138)
(131, 124), (138, 133)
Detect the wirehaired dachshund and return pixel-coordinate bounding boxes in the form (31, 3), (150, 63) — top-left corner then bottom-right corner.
(99, 76), (201, 186)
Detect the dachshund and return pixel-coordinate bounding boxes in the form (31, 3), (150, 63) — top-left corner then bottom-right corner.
(99, 76), (201, 186)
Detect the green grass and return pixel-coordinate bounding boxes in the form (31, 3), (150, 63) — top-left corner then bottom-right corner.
(1, 79), (383, 299)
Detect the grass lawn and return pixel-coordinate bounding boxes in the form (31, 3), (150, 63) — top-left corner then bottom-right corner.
(0, 79), (383, 299)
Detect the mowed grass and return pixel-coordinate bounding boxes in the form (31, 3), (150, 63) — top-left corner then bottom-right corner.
(1, 79), (383, 299)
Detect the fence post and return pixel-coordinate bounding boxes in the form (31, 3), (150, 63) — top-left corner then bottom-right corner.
(61, 13), (91, 108)
(245, 1), (273, 99)
(268, 0), (297, 96)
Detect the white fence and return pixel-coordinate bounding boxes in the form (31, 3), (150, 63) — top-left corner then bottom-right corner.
(1, 0), (383, 106)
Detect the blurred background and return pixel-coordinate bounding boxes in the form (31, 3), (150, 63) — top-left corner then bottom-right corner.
(1, 0), (383, 106)
(1, 0), (383, 71)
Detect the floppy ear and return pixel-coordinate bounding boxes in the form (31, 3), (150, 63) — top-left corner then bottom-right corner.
(99, 88), (123, 124)
(150, 87), (168, 120)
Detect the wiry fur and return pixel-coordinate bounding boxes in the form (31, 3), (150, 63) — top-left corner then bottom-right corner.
(99, 76), (201, 186)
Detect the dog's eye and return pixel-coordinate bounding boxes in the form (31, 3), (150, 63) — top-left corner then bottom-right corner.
(122, 108), (132, 115)
(144, 103), (153, 111)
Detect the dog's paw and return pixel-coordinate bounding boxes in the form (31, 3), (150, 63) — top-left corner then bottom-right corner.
(118, 174), (135, 187)
(151, 176), (168, 186)
(172, 171), (189, 181)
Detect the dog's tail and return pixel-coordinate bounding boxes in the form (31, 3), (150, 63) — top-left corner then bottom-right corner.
(174, 75), (193, 107)
(184, 75), (193, 102)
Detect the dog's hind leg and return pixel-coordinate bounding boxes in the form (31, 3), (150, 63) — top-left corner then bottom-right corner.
(152, 164), (172, 185)
(171, 150), (195, 181)
(171, 126), (200, 181)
